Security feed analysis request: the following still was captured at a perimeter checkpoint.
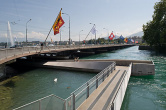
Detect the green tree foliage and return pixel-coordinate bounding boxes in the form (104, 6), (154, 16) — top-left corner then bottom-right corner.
(143, 0), (166, 46)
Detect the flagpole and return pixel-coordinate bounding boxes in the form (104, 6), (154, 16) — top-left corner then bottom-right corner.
(84, 25), (95, 44)
(44, 8), (62, 45)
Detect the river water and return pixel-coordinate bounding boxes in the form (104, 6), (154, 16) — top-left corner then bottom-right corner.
(0, 46), (166, 110)
(82, 46), (166, 110)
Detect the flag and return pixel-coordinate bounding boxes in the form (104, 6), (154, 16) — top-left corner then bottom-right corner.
(128, 38), (131, 42)
(119, 35), (124, 40)
(91, 26), (96, 35)
(131, 39), (134, 43)
(109, 32), (115, 40)
(14, 37), (17, 42)
(135, 41), (138, 43)
(124, 37), (128, 43)
(52, 9), (65, 35)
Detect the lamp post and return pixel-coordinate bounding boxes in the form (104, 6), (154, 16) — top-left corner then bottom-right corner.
(103, 28), (109, 44)
(26, 19), (31, 46)
(90, 23), (96, 45)
(79, 30), (83, 46)
(60, 26), (65, 45)
(62, 13), (70, 46)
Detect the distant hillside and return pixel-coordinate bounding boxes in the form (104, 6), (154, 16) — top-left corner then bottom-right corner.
(127, 31), (143, 37)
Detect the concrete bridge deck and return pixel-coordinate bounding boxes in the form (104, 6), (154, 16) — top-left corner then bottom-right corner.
(0, 44), (133, 65)
(77, 66), (129, 110)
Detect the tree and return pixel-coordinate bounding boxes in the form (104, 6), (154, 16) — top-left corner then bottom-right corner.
(143, 0), (166, 47)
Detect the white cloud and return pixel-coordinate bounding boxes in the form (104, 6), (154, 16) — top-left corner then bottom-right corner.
(0, 33), (7, 38)
(13, 32), (25, 38)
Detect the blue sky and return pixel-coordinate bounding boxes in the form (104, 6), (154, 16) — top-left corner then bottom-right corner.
(0, 0), (159, 42)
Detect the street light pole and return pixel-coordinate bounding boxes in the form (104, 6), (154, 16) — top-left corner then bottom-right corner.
(90, 23), (96, 45)
(62, 13), (70, 46)
(79, 30), (83, 47)
(60, 26), (65, 45)
(103, 28), (109, 44)
(26, 19), (31, 46)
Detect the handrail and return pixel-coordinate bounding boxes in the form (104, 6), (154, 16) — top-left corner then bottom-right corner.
(67, 62), (116, 110)
(13, 62), (116, 110)
(107, 63), (132, 110)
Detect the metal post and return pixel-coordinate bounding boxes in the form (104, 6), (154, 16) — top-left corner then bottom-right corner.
(39, 100), (41, 110)
(96, 76), (98, 89)
(87, 82), (89, 98)
(95, 24), (96, 45)
(26, 19), (31, 46)
(111, 103), (114, 110)
(90, 23), (96, 45)
(107, 70), (109, 77)
(60, 30), (61, 45)
(103, 73), (104, 82)
(79, 30), (83, 47)
(62, 13), (70, 46)
(73, 93), (75, 110)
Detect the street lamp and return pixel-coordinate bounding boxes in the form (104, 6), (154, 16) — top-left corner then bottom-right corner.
(62, 13), (70, 46)
(103, 28), (110, 44)
(60, 26), (65, 45)
(79, 30), (83, 46)
(26, 19), (31, 46)
(90, 23), (96, 45)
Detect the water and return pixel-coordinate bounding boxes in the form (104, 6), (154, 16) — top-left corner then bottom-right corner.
(0, 46), (166, 110)
(7, 21), (14, 47)
(0, 69), (95, 110)
(82, 46), (166, 110)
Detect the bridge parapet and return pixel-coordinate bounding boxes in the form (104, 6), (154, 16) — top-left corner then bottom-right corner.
(0, 44), (133, 64)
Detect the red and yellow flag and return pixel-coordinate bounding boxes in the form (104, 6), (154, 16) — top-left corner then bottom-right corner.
(52, 9), (65, 35)
(124, 37), (128, 43)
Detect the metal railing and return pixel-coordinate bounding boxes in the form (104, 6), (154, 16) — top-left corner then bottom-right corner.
(0, 44), (131, 63)
(107, 63), (132, 110)
(65, 62), (116, 110)
(13, 62), (116, 110)
(13, 94), (66, 110)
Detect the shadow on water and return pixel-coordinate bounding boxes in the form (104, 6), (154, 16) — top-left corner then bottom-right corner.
(2, 80), (15, 88)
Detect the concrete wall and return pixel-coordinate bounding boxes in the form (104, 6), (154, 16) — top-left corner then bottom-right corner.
(43, 61), (115, 73)
(75, 59), (155, 76)
(132, 63), (155, 76)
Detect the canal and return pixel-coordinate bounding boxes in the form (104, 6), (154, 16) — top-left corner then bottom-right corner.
(0, 46), (166, 110)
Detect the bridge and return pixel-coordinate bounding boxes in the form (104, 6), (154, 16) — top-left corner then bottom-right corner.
(0, 44), (133, 65)
(0, 44), (155, 110)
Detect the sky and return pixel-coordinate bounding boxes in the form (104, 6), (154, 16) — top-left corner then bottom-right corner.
(0, 0), (159, 42)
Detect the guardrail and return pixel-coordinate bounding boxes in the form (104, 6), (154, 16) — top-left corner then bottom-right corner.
(66, 62), (116, 110)
(107, 63), (132, 110)
(13, 62), (116, 110)
(13, 94), (66, 110)
(0, 44), (132, 64)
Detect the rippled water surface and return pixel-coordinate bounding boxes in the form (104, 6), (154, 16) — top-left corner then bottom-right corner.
(0, 69), (95, 110)
(82, 46), (166, 110)
(0, 46), (166, 110)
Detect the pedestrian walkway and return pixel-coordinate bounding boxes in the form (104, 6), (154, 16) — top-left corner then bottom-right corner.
(77, 66), (129, 110)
